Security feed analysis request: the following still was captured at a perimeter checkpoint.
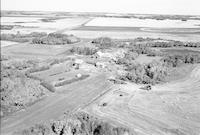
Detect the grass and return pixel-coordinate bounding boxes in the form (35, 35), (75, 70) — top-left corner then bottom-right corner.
(134, 55), (162, 64)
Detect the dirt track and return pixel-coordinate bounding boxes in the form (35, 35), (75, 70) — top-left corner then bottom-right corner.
(1, 73), (112, 135)
(84, 64), (200, 135)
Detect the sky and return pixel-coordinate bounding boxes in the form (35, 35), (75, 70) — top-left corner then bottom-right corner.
(1, 0), (200, 15)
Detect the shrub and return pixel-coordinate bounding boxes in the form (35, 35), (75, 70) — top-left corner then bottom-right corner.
(92, 37), (113, 49)
(146, 41), (200, 48)
(129, 44), (153, 54)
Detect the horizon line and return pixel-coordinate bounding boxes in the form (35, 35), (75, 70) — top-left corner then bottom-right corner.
(2, 10), (200, 16)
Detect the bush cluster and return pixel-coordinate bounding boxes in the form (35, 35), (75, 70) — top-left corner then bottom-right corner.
(15, 112), (133, 135)
(1, 32), (47, 43)
(120, 61), (169, 84)
(91, 37), (114, 49)
(133, 37), (156, 42)
(32, 33), (80, 45)
(129, 44), (156, 55)
(69, 46), (98, 55)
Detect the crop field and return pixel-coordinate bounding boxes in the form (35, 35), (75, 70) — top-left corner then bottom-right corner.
(1, 11), (200, 135)
(1, 16), (90, 34)
(85, 17), (200, 28)
(70, 17), (200, 42)
(67, 29), (200, 42)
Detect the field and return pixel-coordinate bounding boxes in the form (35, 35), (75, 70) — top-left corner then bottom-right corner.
(1, 11), (200, 135)
(85, 17), (200, 28)
(1, 41), (18, 47)
(1, 16), (90, 34)
(84, 65), (200, 135)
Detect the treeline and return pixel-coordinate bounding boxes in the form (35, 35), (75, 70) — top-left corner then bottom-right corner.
(146, 41), (200, 48)
(32, 33), (80, 45)
(1, 32), (47, 43)
(1, 32), (80, 45)
(15, 112), (134, 135)
(91, 37), (200, 51)
(120, 37), (200, 48)
(162, 53), (200, 67)
(133, 37), (200, 48)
